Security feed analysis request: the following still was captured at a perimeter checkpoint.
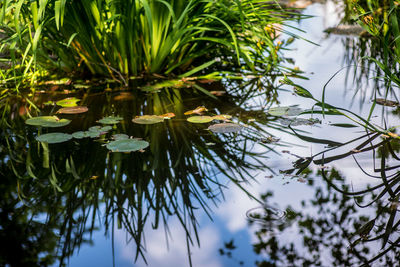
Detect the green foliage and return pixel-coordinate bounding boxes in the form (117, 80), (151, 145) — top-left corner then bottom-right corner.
(0, 0), (297, 84)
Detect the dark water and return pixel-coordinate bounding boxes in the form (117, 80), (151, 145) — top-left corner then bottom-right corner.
(1, 2), (400, 267)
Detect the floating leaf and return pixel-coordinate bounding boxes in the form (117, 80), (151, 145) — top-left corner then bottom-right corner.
(112, 134), (129, 140)
(375, 98), (399, 107)
(36, 133), (72, 144)
(56, 106), (88, 114)
(72, 131), (89, 139)
(56, 97), (80, 107)
(260, 136), (280, 143)
(106, 139), (149, 152)
(113, 92), (134, 101)
(184, 106), (208, 115)
(132, 115), (164, 124)
(210, 91), (226, 96)
(278, 117), (321, 126)
(97, 116), (123, 124)
(26, 116), (71, 127)
(207, 123), (243, 133)
(160, 113), (176, 119)
(329, 123), (358, 128)
(268, 106), (302, 117)
(212, 114), (232, 120)
(187, 116), (214, 123)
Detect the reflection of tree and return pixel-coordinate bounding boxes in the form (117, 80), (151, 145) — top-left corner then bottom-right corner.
(227, 129), (400, 266)
(0, 84), (285, 265)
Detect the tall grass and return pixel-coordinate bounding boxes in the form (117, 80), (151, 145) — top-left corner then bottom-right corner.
(0, 0), (298, 84)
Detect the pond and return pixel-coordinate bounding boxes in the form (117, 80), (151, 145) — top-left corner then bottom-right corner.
(1, 1), (400, 267)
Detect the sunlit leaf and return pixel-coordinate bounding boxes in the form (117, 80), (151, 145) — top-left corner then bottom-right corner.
(187, 116), (214, 123)
(278, 117), (321, 126)
(36, 133), (72, 144)
(56, 106), (88, 114)
(375, 98), (399, 107)
(184, 106), (208, 115)
(26, 116), (71, 127)
(268, 106), (302, 116)
(97, 116), (123, 124)
(113, 92), (134, 101)
(106, 139), (149, 152)
(160, 113), (176, 119)
(212, 114), (232, 120)
(208, 123), (243, 133)
(132, 115), (165, 124)
(56, 97), (80, 107)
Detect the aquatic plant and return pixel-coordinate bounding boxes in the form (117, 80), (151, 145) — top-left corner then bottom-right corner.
(0, 0), (301, 85)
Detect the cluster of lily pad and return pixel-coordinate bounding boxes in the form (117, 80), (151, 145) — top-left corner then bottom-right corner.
(25, 98), (244, 152)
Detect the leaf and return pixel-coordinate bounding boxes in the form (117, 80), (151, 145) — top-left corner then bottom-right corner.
(208, 123), (242, 133)
(329, 123), (358, 128)
(212, 114), (232, 120)
(72, 131), (88, 139)
(26, 116), (71, 127)
(56, 97), (80, 107)
(184, 106), (208, 115)
(97, 116), (123, 124)
(132, 115), (165, 124)
(106, 139), (149, 152)
(160, 113), (176, 119)
(187, 116), (214, 123)
(278, 118), (321, 126)
(36, 133), (72, 144)
(375, 98), (399, 107)
(56, 106), (88, 114)
(140, 79), (191, 92)
(294, 86), (314, 99)
(112, 134), (129, 140)
(268, 106), (302, 116)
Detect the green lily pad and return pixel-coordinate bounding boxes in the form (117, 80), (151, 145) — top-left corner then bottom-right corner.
(56, 97), (80, 107)
(56, 106), (88, 114)
(106, 139), (149, 152)
(187, 116), (214, 123)
(25, 116), (71, 128)
(132, 115), (164, 124)
(268, 106), (302, 117)
(207, 123), (242, 133)
(72, 131), (89, 139)
(140, 79), (190, 92)
(36, 133), (72, 144)
(97, 116), (123, 124)
(112, 134), (129, 140)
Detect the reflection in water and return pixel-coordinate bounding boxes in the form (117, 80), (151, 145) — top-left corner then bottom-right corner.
(0, 79), (289, 266)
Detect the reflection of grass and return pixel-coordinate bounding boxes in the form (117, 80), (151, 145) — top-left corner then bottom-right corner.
(0, 85), (290, 265)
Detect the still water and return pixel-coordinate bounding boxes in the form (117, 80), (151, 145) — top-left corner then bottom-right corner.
(1, 1), (400, 267)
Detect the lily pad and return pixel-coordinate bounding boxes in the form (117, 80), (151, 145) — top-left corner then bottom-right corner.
(187, 116), (214, 123)
(26, 116), (71, 128)
(268, 106), (302, 117)
(56, 97), (80, 107)
(207, 123), (242, 133)
(112, 134), (129, 140)
(278, 117), (321, 126)
(140, 79), (191, 92)
(132, 115), (165, 124)
(375, 98), (399, 107)
(56, 106), (88, 114)
(212, 114), (232, 120)
(184, 106), (208, 115)
(97, 116), (123, 124)
(106, 139), (149, 152)
(72, 131), (89, 139)
(36, 133), (72, 144)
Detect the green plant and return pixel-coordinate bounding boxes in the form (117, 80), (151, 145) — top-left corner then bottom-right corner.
(0, 0), (299, 85)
